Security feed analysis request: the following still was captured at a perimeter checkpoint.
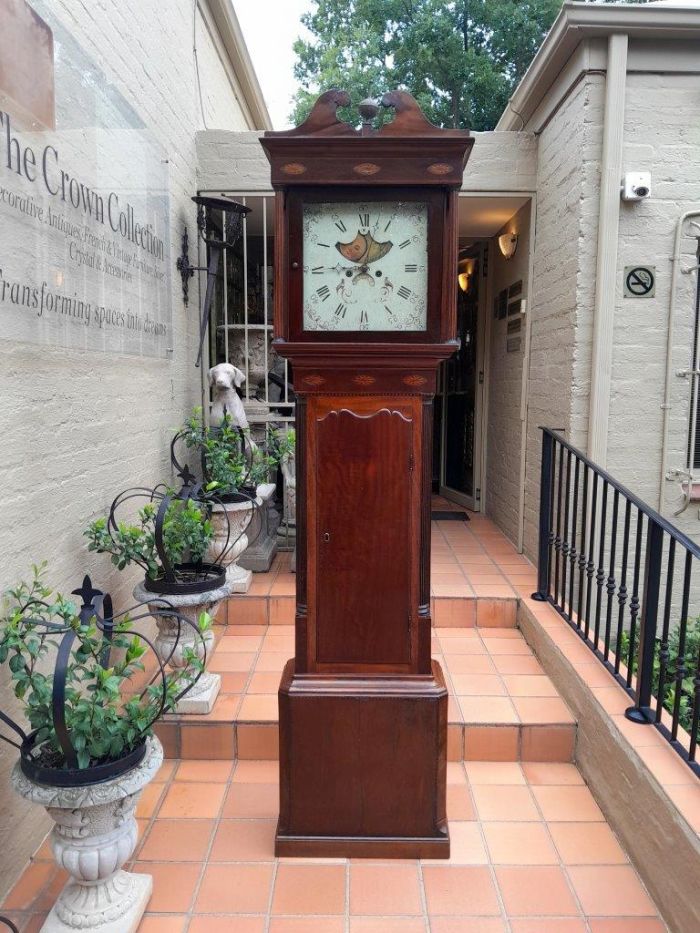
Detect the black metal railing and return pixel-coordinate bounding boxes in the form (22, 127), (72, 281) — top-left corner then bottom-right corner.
(533, 428), (700, 775)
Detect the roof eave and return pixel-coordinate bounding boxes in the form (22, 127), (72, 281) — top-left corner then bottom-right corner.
(496, 1), (700, 131)
(205, 0), (273, 131)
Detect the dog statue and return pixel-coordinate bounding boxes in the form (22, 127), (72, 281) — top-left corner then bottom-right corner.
(208, 363), (249, 429)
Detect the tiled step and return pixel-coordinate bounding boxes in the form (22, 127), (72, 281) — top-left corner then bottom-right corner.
(155, 623), (577, 763)
(225, 591), (520, 629)
(223, 513), (532, 629)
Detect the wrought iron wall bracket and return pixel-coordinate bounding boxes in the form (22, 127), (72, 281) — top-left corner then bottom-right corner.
(175, 195), (251, 366)
(176, 228), (209, 306)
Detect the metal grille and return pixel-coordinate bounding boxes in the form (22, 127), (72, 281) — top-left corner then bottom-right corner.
(205, 192), (295, 549)
(206, 193), (294, 424)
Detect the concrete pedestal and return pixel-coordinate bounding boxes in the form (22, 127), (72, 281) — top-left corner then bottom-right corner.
(134, 578), (233, 715)
(240, 483), (279, 573)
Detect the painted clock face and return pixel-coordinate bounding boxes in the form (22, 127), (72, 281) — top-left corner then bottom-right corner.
(302, 201), (428, 331)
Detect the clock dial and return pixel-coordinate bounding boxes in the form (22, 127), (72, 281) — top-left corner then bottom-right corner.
(302, 201), (428, 331)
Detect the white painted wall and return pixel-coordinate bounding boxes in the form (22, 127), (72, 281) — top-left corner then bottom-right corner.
(0, 0), (256, 899)
(196, 128), (539, 195)
(520, 76), (605, 558)
(609, 72), (700, 536)
(485, 203), (531, 545)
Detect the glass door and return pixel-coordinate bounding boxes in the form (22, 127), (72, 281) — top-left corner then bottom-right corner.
(438, 249), (482, 510)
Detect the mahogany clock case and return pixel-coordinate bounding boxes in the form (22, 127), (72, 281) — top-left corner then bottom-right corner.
(261, 90), (473, 860)
(286, 186), (446, 343)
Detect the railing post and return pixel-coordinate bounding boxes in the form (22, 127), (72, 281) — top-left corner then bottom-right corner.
(626, 516), (663, 723)
(532, 429), (555, 602)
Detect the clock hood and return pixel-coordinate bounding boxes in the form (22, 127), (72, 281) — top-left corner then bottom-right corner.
(260, 90), (473, 190)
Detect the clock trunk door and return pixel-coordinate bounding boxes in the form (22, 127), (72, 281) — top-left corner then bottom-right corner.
(310, 398), (418, 671)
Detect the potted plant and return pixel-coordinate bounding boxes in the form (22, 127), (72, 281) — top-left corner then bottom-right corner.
(85, 468), (235, 714)
(0, 565), (209, 932)
(181, 409), (264, 592)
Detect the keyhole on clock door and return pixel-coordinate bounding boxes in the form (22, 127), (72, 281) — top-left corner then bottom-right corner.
(323, 532), (331, 543)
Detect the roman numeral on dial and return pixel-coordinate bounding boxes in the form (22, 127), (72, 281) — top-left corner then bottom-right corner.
(360, 309), (368, 324)
(317, 285), (330, 301)
(404, 264), (417, 272)
(398, 285), (411, 300)
(335, 219), (347, 232)
(399, 239), (411, 249)
(312, 266), (324, 274)
(359, 212), (370, 228)
(334, 303), (347, 318)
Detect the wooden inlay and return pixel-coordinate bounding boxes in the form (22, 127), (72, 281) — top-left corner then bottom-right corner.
(403, 374), (428, 386)
(282, 162), (307, 175)
(353, 374), (376, 386)
(427, 163), (453, 176)
(302, 374), (326, 386)
(353, 162), (381, 176)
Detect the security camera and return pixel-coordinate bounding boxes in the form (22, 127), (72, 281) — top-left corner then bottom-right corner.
(621, 172), (652, 202)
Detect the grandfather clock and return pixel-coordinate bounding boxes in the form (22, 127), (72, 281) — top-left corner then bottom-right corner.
(261, 90), (473, 858)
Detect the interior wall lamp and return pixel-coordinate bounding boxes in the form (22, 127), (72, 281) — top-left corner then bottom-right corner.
(498, 232), (518, 260)
(457, 256), (475, 293)
(176, 194), (251, 367)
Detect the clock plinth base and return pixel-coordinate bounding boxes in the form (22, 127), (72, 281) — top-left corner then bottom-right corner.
(274, 830), (449, 860)
(275, 659), (450, 860)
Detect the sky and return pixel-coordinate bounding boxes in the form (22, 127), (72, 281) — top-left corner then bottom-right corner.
(232, 0), (314, 129)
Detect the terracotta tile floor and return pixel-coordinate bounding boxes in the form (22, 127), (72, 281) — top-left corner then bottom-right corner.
(2, 759), (668, 931)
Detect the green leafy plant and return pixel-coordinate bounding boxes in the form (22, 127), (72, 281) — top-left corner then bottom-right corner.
(182, 408), (248, 495)
(269, 427), (296, 464)
(85, 497), (214, 582)
(247, 428), (295, 488)
(181, 409), (294, 495)
(620, 617), (700, 735)
(0, 565), (210, 770)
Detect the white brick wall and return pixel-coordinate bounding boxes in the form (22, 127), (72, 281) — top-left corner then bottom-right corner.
(465, 132), (538, 193)
(0, 0), (253, 898)
(522, 77), (605, 559)
(197, 129), (270, 190)
(195, 128), (539, 195)
(609, 73), (700, 541)
(196, 6), (251, 131)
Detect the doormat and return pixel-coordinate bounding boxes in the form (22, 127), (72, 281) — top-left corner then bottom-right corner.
(431, 510), (470, 521)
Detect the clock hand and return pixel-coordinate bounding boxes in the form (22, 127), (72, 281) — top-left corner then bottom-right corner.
(309, 263), (356, 275)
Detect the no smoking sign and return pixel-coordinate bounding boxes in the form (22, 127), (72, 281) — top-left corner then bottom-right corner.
(624, 265), (656, 298)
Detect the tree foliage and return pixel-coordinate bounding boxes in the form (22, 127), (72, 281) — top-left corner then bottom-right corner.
(292, 0), (649, 130)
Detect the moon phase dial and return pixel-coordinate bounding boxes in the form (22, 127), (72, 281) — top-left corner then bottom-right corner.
(303, 201), (428, 332)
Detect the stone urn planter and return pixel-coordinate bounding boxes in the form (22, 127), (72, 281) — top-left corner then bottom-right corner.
(207, 494), (257, 593)
(240, 482), (279, 573)
(0, 570), (206, 933)
(133, 576), (233, 715)
(11, 736), (163, 933)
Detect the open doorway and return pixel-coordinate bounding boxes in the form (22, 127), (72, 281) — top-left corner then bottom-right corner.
(433, 195), (531, 513)
(434, 244), (483, 510)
